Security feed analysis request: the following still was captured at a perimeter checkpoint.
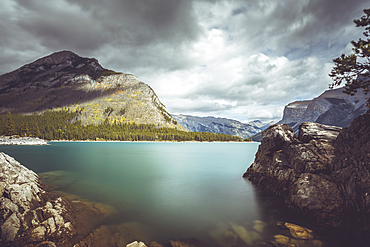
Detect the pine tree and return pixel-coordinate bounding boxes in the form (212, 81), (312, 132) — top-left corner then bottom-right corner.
(4, 112), (15, 136)
(20, 121), (29, 137)
(32, 122), (40, 137)
(330, 8), (370, 105)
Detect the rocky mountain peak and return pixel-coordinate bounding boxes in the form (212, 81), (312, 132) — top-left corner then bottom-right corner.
(0, 51), (177, 127)
(25, 50), (102, 70)
(0, 51), (108, 93)
(33, 50), (80, 65)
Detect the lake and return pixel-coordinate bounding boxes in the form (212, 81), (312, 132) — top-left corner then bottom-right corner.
(0, 142), (345, 246)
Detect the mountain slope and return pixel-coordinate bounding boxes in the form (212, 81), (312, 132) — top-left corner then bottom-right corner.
(249, 87), (368, 141)
(0, 51), (177, 126)
(173, 114), (274, 139)
(277, 87), (368, 132)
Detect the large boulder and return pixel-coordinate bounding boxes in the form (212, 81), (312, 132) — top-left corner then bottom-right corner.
(244, 112), (370, 245)
(0, 152), (76, 246)
(244, 122), (345, 228)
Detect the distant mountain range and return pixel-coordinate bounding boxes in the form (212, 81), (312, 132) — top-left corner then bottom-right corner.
(173, 114), (275, 139)
(0, 51), (177, 127)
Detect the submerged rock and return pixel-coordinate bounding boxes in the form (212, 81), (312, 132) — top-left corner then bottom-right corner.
(170, 237), (211, 247)
(0, 152), (149, 247)
(73, 222), (148, 247)
(0, 152), (75, 246)
(253, 220), (268, 233)
(277, 222), (314, 240)
(244, 111), (370, 245)
(209, 222), (262, 247)
(39, 170), (79, 191)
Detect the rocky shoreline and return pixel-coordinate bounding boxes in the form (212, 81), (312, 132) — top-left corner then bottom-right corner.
(243, 111), (370, 246)
(0, 151), (328, 247)
(0, 136), (48, 145)
(2, 113), (369, 246)
(0, 152), (154, 247)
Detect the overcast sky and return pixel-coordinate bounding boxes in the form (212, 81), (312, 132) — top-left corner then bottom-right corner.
(1, 0), (369, 122)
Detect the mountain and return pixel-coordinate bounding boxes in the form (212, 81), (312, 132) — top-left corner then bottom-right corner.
(249, 87), (368, 141)
(0, 51), (177, 126)
(277, 87), (368, 132)
(173, 114), (275, 139)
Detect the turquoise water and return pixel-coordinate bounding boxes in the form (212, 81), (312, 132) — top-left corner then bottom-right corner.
(0, 142), (343, 246)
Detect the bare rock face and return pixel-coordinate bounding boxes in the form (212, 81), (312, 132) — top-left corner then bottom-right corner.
(0, 152), (75, 246)
(243, 122), (345, 227)
(277, 87), (368, 132)
(244, 112), (370, 245)
(330, 111), (370, 241)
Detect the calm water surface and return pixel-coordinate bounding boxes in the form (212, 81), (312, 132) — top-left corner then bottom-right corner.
(0, 142), (345, 246)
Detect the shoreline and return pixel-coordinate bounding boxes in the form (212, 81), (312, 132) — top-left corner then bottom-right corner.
(49, 139), (259, 143)
(0, 135), (48, 145)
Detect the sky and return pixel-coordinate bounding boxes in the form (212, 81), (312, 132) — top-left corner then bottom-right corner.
(0, 0), (369, 122)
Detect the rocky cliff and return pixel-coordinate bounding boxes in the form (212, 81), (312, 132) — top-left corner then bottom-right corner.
(0, 152), (75, 246)
(173, 114), (274, 139)
(277, 87), (368, 132)
(0, 51), (177, 127)
(243, 111), (370, 245)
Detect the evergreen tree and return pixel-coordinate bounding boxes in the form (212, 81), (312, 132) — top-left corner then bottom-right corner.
(20, 121), (29, 137)
(330, 8), (370, 105)
(4, 112), (15, 136)
(32, 122), (40, 137)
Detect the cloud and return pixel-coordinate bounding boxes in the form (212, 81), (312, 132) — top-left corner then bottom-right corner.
(0, 0), (369, 122)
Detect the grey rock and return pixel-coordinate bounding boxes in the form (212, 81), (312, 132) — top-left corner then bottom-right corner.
(0, 152), (75, 246)
(244, 112), (370, 245)
(277, 87), (368, 132)
(126, 241), (148, 247)
(298, 122), (342, 142)
(0, 135), (48, 145)
(244, 122), (344, 227)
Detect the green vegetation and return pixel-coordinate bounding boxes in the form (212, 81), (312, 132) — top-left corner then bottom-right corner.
(0, 110), (243, 142)
(330, 8), (370, 105)
(3, 112), (16, 136)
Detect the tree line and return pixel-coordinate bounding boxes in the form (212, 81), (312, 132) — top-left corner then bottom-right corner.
(0, 110), (246, 142)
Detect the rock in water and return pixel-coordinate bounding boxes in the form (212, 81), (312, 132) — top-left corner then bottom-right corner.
(277, 222), (314, 240)
(0, 152), (75, 246)
(243, 122), (344, 226)
(244, 111), (370, 245)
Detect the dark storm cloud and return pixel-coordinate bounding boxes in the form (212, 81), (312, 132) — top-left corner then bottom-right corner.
(1, 0), (369, 121)
(221, 0), (368, 59)
(1, 0), (202, 74)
